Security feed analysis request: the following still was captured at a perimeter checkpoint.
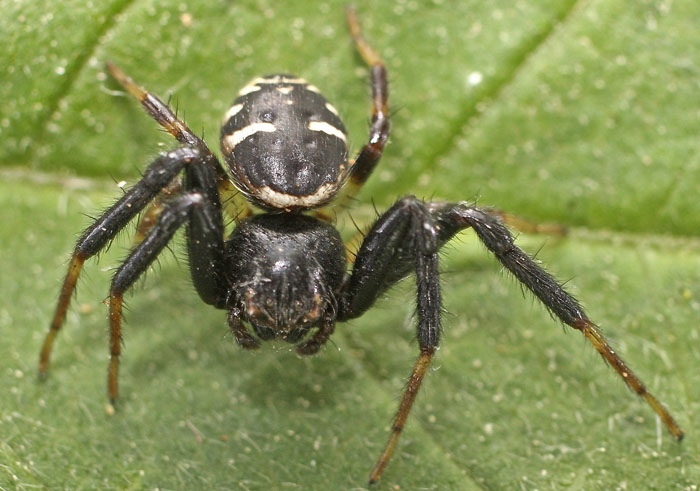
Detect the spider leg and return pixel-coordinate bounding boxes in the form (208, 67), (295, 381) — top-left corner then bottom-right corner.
(107, 188), (224, 403)
(433, 202), (684, 440)
(342, 8), (390, 202)
(183, 153), (230, 309)
(105, 63), (235, 188)
(339, 196), (682, 483)
(337, 196), (441, 484)
(107, 62), (205, 148)
(40, 147), (202, 376)
(110, 143), (227, 403)
(106, 62), (255, 221)
(133, 180), (183, 245)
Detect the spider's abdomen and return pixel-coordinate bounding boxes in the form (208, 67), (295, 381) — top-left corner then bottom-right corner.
(221, 74), (348, 210)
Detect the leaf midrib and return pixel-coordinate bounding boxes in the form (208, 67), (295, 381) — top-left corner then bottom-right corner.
(25, 0), (139, 166)
(406, 0), (584, 187)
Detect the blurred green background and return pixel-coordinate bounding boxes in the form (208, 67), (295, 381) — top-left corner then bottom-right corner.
(2, 0), (699, 488)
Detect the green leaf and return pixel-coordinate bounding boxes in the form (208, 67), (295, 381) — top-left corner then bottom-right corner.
(2, 0), (699, 489)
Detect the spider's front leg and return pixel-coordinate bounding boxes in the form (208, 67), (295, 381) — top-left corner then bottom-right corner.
(432, 201), (683, 442)
(339, 196), (683, 484)
(39, 147), (201, 376)
(338, 196), (443, 484)
(107, 151), (228, 404)
(40, 147), (229, 405)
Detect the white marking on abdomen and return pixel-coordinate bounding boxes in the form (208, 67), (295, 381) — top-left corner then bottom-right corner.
(237, 84), (261, 96)
(325, 102), (339, 116)
(249, 76), (309, 85)
(223, 122), (276, 152)
(308, 121), (347, 143)
(256, 182), (338, 209)
(222, 103), (244, 125)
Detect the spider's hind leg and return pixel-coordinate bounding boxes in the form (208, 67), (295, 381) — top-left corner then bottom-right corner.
(334, 8), (390, 207)
(106, 62), (252, 223)
(106, 63), (231, 184)
(107, 63), (202, 147)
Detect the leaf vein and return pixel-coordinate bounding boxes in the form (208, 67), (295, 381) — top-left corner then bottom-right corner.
(28, 0), (139, 164)
(422, 0), (586, 172)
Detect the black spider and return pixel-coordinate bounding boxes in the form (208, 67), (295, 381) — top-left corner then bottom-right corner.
(39, 8), (683, 485)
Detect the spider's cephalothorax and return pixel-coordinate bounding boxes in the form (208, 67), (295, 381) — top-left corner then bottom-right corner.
(221, 74), (348, 210)
(226, 214), (345, 346)
(39, 8), (683, 486)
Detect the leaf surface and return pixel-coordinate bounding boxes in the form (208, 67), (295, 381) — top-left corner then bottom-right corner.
(2, 1), (699, 488)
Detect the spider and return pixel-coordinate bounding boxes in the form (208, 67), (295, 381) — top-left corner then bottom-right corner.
(39, 8), (683, 485)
